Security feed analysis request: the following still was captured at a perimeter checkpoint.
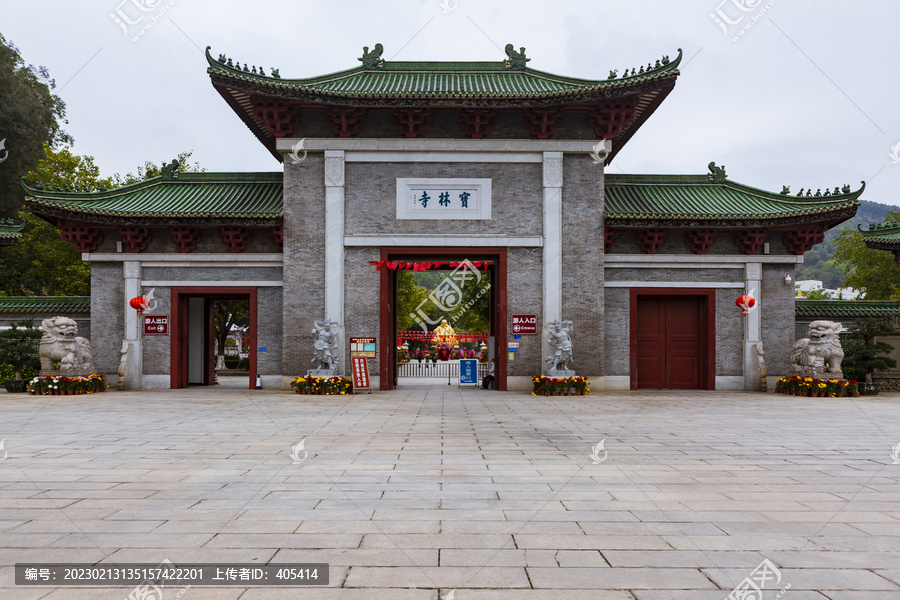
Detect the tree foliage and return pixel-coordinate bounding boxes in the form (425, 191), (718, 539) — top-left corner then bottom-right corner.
(831, 212), (900, 300)
(0, 34), (71, 217)
(214, 300), (249, 371)
(841, 318), (898, 383)
(0, 319), (41, 379)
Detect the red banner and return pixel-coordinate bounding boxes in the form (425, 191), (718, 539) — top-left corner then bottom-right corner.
(370, 260), (492, 271)
(396, 331), (489, 345)
(351, 356), (371, 392)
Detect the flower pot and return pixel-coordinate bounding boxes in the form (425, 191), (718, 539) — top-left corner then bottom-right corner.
(860, 383), (881, 396)
(852, 392), (860, 397)
(3, 380), (29, 393)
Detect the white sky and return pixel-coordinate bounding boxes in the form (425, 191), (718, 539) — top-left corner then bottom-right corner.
(1, 0), (898, 205)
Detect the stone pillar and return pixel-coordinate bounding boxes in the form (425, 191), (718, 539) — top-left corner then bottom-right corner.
(324, 150), (346, 374)
(123, 261), (142, 389)
(542, 152), (563, 375)
(744, 262), (762, 390)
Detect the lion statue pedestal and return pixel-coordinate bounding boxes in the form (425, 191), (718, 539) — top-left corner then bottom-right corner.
(39, 316), (94, 375)
(791, 320), (844, 380)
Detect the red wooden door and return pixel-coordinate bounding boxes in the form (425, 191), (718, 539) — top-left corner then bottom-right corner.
(636, 297), (703, 389)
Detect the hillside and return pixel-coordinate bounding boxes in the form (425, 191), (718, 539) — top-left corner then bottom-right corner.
(795, 200), (895, 288)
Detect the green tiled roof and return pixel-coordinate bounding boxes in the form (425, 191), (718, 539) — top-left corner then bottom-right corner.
(206, 46), (682, 101)
(0, 218), (25, 244)
(605, 174), (864, 228)
(206, 45), (682, 164)
(796, 299), (900, 319)
(22, 172), (283, 226)
(860, 222), (900, 250)
(0, 296), (90, 313)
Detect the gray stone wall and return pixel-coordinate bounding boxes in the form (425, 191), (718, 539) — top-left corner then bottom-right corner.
(762, 263), (797, 375)
(141, 287), (171, 375)
(0, 313), (90, 340)
(283, 155), (326, 371)
(258, 288), (283, 376)
(141, 267), (282, 282)
(605, 267), (743, 283)
(607, 230), (791, 257)
(562, 155), (604, 376)
(715, 289), (743, 377)
(344, 162), (542, 237)
(344, 248), (381, 375)
(506, 247), (543, 376)
(604, 288), (630, 377)
(90, 263), (124, 375)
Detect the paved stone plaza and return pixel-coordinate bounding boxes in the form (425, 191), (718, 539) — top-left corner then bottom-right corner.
(1, 385), (900, 599)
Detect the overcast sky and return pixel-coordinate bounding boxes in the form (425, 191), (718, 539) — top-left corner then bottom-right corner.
(2, 0), (898, 206)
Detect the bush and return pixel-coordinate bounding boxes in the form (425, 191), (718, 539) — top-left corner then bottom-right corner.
(0, 320), (42, 380)
(841, 318), (898, 384)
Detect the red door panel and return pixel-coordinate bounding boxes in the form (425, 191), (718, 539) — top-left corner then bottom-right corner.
(635, 296), (705, 389)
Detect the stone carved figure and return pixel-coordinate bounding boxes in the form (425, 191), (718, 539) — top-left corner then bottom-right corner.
(39, 317), (94, 372)
(546, 320), (574, 375)
(311, 318), (339, 372)
(791, 320), (844, 378)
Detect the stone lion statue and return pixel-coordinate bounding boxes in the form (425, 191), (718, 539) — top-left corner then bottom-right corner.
(39, 317), (94, 372)
(791, 320), (844, 378)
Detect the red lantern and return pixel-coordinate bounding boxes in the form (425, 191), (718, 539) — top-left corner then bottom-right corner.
(129, 296), (149, 311)
(735, 294), (756, 316)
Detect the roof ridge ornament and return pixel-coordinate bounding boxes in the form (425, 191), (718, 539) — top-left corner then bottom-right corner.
(707, 162), (727, 183)
(504, 44), (530, 69)
(359, 44), (385, 69)
(161, 159), (180, 180)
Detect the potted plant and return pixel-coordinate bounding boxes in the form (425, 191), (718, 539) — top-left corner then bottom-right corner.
(0, 319), (42, 393)
(841, 318), (898, 396)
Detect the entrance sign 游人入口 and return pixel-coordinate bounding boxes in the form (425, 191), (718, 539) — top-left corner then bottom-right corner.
(143, 315), (169, 335)
(396, 178), (491, 220)
(352, 356), (371, 394)
(459, 359), (478, 386)
(350, 337), (376, 358)
(511, 314), (537, 335)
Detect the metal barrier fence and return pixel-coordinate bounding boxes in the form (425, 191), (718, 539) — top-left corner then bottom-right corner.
(397, 360), (489, 379)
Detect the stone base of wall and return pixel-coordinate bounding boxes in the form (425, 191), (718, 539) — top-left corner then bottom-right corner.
(142, 375), (170, 389)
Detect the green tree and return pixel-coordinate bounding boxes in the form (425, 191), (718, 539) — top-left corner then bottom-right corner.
(841, 318), (898, 384)
(832, 214), (900, 300)
(0, 33), (72, 217)
(110, 150), (205, 186)
(396, 271), (429, 331)
(0, 319), (41, 380)
(214, 300), (249, 371)
(802, 288), (834, 300)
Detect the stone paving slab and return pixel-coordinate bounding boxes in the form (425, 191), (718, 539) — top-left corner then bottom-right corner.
(2, 386), (900, 597)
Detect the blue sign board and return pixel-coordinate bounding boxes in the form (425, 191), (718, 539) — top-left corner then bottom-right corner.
(513, 334), (522, 340)
(459, 359), (478, 385)
(258, 347), (267, 352)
